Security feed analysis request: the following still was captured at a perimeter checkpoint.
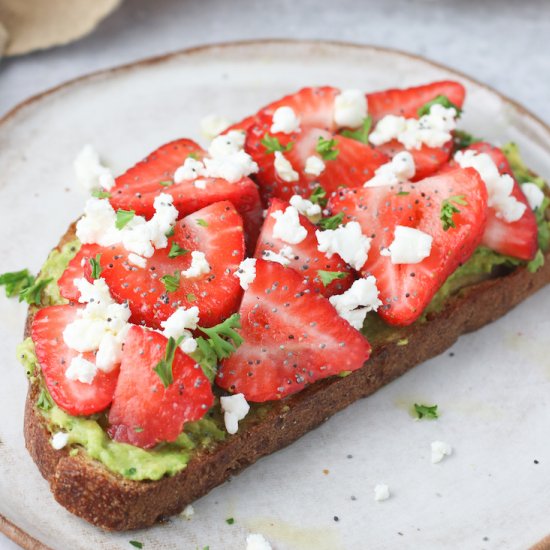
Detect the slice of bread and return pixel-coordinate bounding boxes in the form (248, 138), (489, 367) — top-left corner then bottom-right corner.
(23, 223), (550, 531)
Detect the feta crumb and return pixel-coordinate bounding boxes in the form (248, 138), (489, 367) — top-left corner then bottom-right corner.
(95, 332), (125, 373)
(304, 155), (326, 177)
(174, 157), (206, 183)
(181, 251), (211, 278)
(273, 151), (299, 182)
(386, 225), (432, 264)
(63, 318), (108, 352)
(208, 130), (246, 158)
(316, 221), (370, 270)
(51, 432), (70, 450)
(262, 248), (292, 266)
(454, 149), (526, 222)
(246, 533), (272, 550)
(431, 440), (453, 463)
(289, 194), (322, 223)
(148, 193), (179, 249)
(369, 104), (458, 150)
(128, 253), (147, 268)
(65, 354), (98, 384)
(329, 277), (382, 329)
(203, 150), (258, 183)
(200, 114), (231, 140)
(270, 106), (300, 134)
(235, 258), (257, 290)
(334, 89), (368, 129)
(221, 393), (250, 435)
(74, 144), (115, 191)
(181, 504), (195, 520)
(521, 182), (545, 211)
(364, 151), (416, 187)
(374, 484), (391, 501)
(160, 306), (200, 353)
(76, 198), (120, 247)
(271, 206), (307, 244)
(194, 179), (207, 190)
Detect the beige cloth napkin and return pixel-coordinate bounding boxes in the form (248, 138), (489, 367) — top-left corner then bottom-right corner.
(0, 0), (121, 57)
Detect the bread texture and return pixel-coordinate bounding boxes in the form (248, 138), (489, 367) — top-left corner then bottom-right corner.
(23, 224), (550, 531)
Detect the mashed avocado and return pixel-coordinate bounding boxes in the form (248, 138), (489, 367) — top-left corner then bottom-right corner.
(20, 144), (548, 480)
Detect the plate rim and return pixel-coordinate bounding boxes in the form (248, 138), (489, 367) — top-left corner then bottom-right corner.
(1, 38), (549, 550)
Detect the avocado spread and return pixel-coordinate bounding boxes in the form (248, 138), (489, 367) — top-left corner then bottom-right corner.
(18, 144), (549, 481)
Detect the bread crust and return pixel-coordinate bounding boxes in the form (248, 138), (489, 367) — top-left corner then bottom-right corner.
(23, 225), (550, 531)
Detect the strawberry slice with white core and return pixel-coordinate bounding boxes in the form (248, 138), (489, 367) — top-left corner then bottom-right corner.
(108, 325), (214, 448)
(327, 167), (488, 326)
(216, 259), (371, 402)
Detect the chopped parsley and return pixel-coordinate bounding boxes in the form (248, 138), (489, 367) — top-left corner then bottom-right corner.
(115, 209), (135, 230)
(417, 95), (462, 118)
(453, 130), (481, 150)
(225, 517), (235, 525)
(188, 152), (200, 160)
(196, 218), (209, 227)
(129, 542), (143, 549)
(19, 277), (52, 306)
(261, 133), (293, 154)
(159, 180), (174, 187)
(161, 271), (180, 293)
(413, 403), (439, 420)
(341, 116), (372, 144)
(36, 388), (54, 411)
(91, 188), (111, 198)
(89, 254), (102, 279)
(165, 226), (175, 238)
(317, 212), (344, 230)
(396, 191), (410, 196)
(440, 195), (467, 231)
(316, 136), (339, 161)
(0, 269), (35, 298)
(317, 270), (347, 287)
(309, 186), (328, 208)
(168, 242), (189, 258)
(187, 293), (197, 302)
(153, 335), (184, 388)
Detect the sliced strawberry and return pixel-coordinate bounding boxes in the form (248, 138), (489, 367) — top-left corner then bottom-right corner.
(255, 198), (355, 297)
(108, 325), (213, 448)
(246, 124), (387, 202)
(367, 80), (466, 122)
(68, 201), (244, 329)
(31, 305), (119, 416)
(328, 167), (488, 326)
(465, 142), (538, 260)
(58, 243), (100, 302)
(109, 138), (262, 245)
(216, 259), (371, 402)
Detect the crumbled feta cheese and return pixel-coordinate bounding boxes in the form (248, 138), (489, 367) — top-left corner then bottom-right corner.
(246, 533), (272, 550)
(181, 251), (211, 278)
(270, 206), (307, 244)
(455, 150), (527, 222)
(273, 151), (299, 182)
(76, 198), (120, 247)
(73, 277), (112, 306)
(235, 258), (257, 290)
(180, 504), (195, 520)
(329, 277), (382, 329)
(65, 354), (98, 384)
(364, 151), (416, 187)
(431, 440), (453, 463)
(203, 150), (258, 183)
(289, 194), (322, 222)
(51, 432), (70, 450)
(174, 157), (206, 183)
(521, 182), (545, 210)
(95, 331), (125, 373)
(316, 221), (370, 270)
(208, 130), (246, 157)
(374, 484), (391, 502)
(261, 249), (292, 266)
(120, 218), (155, 258)
(63, 318), (108, 352)
(200, 114), (231, 141)
(194, 179), (207, 190)
(334, 89), (368, 129)
(385, 225), (432, 264)
(148, 193), (179, 249)
(221, 393), (250, 435)
(304, 155), (326, 177)
(128, 253), (147, 268)
(161, 306), (199, 353)
(369, 104), (458, 150)
(270, 106), (301, 134)
(74, 144), (115, 191)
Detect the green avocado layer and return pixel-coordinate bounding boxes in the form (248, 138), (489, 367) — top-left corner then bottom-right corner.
(19, 143), (549, 481)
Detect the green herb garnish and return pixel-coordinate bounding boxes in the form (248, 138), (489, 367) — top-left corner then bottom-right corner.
(91, 188), (111, 198)
(317, 270), (347, 287)
(19, 278), (52, 306)
(261, 133), (293, 154)
(396, 191), (410, 196)
(316, 136), (339, 161)
(453, 130), (481, 150)
(317, 212), (344, 230)
(168, 242), (189, 258)
(413, 403), (439, 420)
(161, 272), (180, 293)
(226, 517), (235, 525)
(309, 186), (328, 208)
(115, 209), (135, 230)
(129, 542), (143, 549)
(165, 226), (175, 238)
(89, 254), (102, 279)
(159, 180), (174, 187)
(417, 95), (462, 118)
(36, 388), (54, 411)
(187, 293), (197, 302)
(153, 335), (184, 388)
(196, 218), (209, 227)
(440, 195), (467, 231)
(341, 116), (372, 144)
(0, 269), (34, 298)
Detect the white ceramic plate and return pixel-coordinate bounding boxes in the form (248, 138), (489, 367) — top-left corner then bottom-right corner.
(1, 40), (550, 550)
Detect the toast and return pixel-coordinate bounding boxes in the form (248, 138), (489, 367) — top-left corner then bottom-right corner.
(23, 223), (550, 530)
